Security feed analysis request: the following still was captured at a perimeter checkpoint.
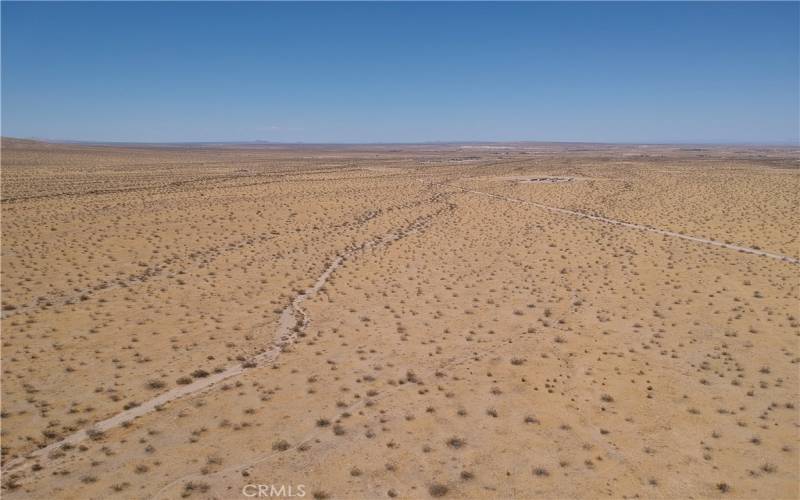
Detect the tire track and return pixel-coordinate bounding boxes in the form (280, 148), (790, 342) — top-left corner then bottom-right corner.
(1, 199), (453, 479)
(458, 187), (799, 264)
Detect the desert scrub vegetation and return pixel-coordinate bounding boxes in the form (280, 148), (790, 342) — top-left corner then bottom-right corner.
(1, 142), (797, 500)
(181, 481), (210, 497)
(428, 483), (449, 497)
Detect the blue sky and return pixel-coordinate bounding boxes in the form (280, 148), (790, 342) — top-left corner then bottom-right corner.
(2, 2), (798, 144)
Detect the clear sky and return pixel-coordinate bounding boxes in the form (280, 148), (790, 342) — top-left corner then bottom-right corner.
(2, 2), (798, 144)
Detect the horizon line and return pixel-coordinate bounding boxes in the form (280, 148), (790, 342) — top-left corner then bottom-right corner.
(4, 136), (799, 148)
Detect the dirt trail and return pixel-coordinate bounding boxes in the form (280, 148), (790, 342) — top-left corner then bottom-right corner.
(461, 188), (799, 264)
(2, 204), (446, 476)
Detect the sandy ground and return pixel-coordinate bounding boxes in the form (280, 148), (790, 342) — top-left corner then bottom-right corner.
(1, 139), (798, 499)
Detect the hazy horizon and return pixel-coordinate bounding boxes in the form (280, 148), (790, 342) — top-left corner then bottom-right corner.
(5, 136), (800, 148)
(2, 2), (799, 144)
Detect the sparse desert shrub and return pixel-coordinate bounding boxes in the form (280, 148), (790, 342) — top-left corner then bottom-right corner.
(428, 483), (448, 497)
(446, 436), (465, 449)
(182, 481), (210, 497)
(272, 439), (291, 451)
(146, 379), (166, 390)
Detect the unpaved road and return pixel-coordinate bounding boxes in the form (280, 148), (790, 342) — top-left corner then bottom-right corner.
(460, 188), (800, 264)
(2, 206), (442, 476)
(5, 183), (794, 476)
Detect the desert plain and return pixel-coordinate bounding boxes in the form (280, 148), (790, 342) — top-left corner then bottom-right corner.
(0, 138), (798, 499)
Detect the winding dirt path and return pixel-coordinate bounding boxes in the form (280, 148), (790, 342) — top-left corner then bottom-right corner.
(2, 205), (446, 476)
(459, 188), (799, 264)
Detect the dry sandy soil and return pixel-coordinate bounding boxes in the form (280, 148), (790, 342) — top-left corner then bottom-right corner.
(1, 138), (798, 499)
